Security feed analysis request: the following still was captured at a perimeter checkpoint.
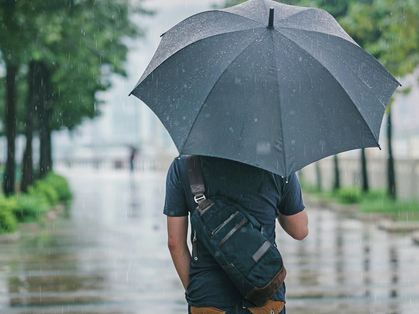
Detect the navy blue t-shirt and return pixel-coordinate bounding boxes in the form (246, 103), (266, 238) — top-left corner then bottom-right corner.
(164, 155), (305, 308)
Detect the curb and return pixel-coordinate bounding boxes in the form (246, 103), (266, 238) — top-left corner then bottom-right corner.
(303, 192), (419, 245)
(378, 220), (419, 233)
(0, 232), (20, 243)
(0, 203), (68, 239)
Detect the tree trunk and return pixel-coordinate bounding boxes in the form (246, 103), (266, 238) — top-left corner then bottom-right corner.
(315, 162), (322, 192)
(38, 62), (53, 178)
(39, 113), (53, 178)
(387, 111), (396, 200)
(3, 63), (18, 196)
(333, 155), (340, 191)
(21, 61), (39, 192)
(361, 148), (369, 193)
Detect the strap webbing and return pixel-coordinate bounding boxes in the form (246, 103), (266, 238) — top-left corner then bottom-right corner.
(186, 155), (213, 212)
(186, 155), (205, 196)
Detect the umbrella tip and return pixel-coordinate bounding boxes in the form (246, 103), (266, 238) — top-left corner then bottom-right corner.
(267, 8), (274, 29)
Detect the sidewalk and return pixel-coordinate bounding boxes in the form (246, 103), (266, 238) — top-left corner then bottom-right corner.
(0, 169), (417, 313)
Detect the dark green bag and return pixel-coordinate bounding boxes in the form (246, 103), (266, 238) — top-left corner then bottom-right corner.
(187, 155), (286, 307)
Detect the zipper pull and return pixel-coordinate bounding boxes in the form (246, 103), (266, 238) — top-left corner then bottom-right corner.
(192, 230), (198, 261)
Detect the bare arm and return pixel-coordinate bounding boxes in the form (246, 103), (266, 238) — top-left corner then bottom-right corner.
(167, 216), (191, 291)
(277, 209), (308, 240)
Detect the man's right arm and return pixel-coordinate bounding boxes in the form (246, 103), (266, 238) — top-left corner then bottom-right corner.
(277, 209), (308, 240)
(277, 173), (308, 240)
(167, 216), (190, 291)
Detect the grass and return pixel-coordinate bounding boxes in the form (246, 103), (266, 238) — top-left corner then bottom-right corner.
(301, 182), (419, 221)
(360, 199), (419, 221)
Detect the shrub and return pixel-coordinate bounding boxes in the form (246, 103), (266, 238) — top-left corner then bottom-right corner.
(362, 189), (387, 202)
(28, 180), (59, 207)
(12, 193), (49, 222)
(43, 172), (72, 202)
(0, 195), (18, 233)
(336, 187), (362, 204)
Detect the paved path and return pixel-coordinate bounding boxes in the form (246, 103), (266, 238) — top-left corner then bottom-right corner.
(0, 169), (418, 314)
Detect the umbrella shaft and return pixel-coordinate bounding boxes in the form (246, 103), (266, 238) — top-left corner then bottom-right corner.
(268, 8), (274, 29)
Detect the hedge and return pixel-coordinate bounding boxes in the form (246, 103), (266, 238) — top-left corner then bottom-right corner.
(0, 172), (72, 233)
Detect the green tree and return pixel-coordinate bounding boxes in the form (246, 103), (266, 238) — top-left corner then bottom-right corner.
(333, 155), (340, 191)
(0, 0), (26, 195)
(360, 148), (369, 193)
(315, 162), (322, 192)
(21, 61), (43, 192)
(339, 0), (419, 199)
(0, 1), (150, 192)
(25, 1), (147, 179)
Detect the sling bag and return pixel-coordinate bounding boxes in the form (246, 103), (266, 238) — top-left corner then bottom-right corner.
(186, 155), (286, 307)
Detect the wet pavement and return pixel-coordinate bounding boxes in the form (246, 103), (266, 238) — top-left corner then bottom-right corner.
(0, 168), (418, 314)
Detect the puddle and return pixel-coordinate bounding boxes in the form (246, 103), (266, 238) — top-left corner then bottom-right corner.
(0, 169), (417, 313)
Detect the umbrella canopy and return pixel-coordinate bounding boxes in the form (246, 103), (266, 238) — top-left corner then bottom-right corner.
(130, 0), (400, 177)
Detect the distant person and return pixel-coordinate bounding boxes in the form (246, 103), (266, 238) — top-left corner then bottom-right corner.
(129, 147), (138, 172)
(164, 155), (308, 314)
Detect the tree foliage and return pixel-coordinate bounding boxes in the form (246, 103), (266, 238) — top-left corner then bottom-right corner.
(0, 0), (149, 132)
(0, 0), (150, 193)
(25, 0), (147, 130)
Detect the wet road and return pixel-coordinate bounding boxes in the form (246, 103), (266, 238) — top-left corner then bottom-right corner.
(0, 169), (418, 314)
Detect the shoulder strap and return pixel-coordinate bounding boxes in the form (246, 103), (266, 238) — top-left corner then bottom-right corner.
(186, 155), (206, 197)
(186, 155), (213, 212)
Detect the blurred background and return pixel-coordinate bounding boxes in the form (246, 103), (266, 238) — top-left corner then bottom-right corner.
(0, 0), (418, 313)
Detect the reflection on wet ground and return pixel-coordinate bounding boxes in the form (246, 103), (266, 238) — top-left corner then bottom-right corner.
(0, 169), (418, 314)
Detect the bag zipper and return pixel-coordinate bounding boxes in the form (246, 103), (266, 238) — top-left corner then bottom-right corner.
(192, 230), (198, 261)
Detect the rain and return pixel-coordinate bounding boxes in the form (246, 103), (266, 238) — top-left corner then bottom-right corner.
(0, 0), (419, 314)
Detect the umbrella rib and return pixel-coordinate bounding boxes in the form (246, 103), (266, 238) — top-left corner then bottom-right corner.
(219, 0), (270, 25)
(275, 7), (350, 34)
(276, 8), (358, 47)
(276, 7), (313, 22)
(276, 27), (400, 87)
(277, 25), (359, 47)
(270, 32), (287, 176)
(180, 30), (268, 152)
(133, 27), (264, 91)
(273, 29), (382, 143)
(217, 9), (266, 26)
(259, 0), (270, 19)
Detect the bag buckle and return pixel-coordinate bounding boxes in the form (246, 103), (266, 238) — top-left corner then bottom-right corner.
(194, 194), (206, 203)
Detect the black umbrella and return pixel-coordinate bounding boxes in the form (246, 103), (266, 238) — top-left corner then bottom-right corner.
(130, 0), (400, 177)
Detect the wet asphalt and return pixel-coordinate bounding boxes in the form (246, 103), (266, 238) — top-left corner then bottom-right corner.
(0, 168), (418, 314)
